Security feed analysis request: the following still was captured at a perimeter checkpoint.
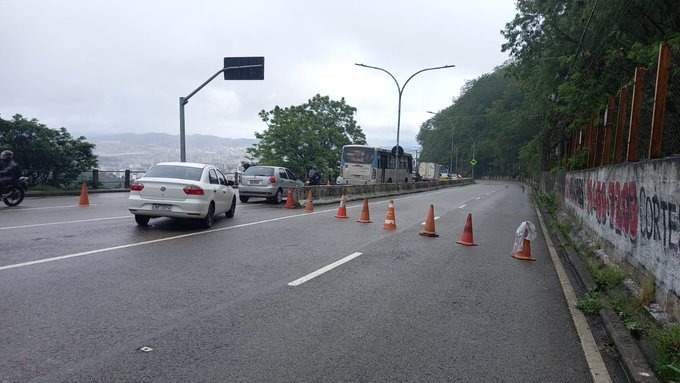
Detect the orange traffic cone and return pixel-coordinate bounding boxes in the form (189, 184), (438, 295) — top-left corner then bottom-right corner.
(357, 198), (372, 223)
(383, 200), (397, 230)
(79, 181), (90, 207)
(284, 188), (297, 209)
(512, 238), (535, 261)
(419, 204), (439, 237)
(456, 213), (477, 246)
(305, 190), (314, 213)
(335, 194), (349, 218)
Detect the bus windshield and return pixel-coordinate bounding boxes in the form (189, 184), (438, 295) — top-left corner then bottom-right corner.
(344, 147), (374, 164)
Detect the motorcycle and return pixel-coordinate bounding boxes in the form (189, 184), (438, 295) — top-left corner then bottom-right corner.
(1, 176), (29, 207)
(306, 173), (323, 186)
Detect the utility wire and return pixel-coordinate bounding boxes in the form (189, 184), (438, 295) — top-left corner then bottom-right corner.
(565, 0), (600, 80)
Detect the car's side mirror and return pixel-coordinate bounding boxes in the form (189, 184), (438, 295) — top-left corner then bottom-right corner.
(227, 180), (235, 186)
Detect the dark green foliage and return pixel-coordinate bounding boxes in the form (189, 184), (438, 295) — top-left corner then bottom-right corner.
(419, 0), (680, 180)
(418, 68), (544, 179)
(593, 265), (626, 291)
(0, 114), (98, 187)
(576, 290), (603, 315)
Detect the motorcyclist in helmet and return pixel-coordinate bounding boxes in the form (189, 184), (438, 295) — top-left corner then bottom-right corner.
(307, 166), (321, 185)
(0, 150), (21, 193)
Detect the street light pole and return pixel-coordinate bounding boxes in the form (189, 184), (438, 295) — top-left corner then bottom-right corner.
(355, 63), (455, 183)
(426, 111), (454, 175)
(427, 111), (478, 178)
(459, 132), (476, 178)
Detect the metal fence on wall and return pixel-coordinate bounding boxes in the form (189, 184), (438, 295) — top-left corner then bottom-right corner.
(565, 42), (679, 169)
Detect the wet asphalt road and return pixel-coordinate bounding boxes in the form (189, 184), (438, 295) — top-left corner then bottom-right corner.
(1, 181), (606, 382)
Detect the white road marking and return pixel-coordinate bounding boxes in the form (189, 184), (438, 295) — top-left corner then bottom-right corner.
(458, 204), (468, 208)
(1, 204), (97, 212)
(0, 212), (317, 271)
(535, 206), (612, 382)
(0, 216), (129, 230)
(288, 252), (363, 286)
(0, 187), (471, 270)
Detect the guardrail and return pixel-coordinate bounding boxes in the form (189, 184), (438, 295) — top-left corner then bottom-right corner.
(293, 178), (474, 205)
(25, 175), (474, 201)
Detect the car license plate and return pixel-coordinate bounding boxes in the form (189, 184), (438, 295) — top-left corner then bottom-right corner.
(249, 180), (261, 185)
(152, 204), (172, 211)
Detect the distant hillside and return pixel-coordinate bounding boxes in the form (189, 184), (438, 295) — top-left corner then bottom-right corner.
(87, 133), (257, 155)
(86, 133), (258, 171)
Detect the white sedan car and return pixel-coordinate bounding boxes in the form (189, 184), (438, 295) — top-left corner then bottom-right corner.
(128, 162), (236, 228)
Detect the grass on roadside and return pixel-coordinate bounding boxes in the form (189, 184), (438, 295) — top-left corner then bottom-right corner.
(541, 196), (680, 382)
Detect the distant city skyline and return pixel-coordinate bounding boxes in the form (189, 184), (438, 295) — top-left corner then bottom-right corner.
(88, 132), (422, 172)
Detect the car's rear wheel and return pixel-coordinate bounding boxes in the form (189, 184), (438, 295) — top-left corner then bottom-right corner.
(135, 215), (150, 226)
(203, 203), (215, 228)
(225, 197), (236, 218)
(269, 188), (283, 204)
(239, 195), (249, 203)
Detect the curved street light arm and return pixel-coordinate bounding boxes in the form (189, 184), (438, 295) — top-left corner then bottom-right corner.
(355, 63), (455, 183)
(355, 63), (400, 94)
(402, 65), (455, 96)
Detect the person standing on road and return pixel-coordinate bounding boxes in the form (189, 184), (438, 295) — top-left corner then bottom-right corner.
(0, 150), (21, 193)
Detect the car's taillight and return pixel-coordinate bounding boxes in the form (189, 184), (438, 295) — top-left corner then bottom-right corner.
(269, 176), (276, 184)
(130, 182), (144, 191)
(183, 185), (205, 195)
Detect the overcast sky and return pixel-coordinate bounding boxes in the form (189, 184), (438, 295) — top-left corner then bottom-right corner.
(0, 0), (517, 149)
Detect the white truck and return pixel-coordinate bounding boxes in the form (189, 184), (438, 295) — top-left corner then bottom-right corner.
(418, 162), (441, 181)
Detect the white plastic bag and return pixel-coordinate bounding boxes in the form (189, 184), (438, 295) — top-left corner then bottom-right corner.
(512, 221), (537, 253)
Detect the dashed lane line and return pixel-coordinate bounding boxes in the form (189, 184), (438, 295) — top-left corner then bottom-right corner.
(287, 252), (363, 286)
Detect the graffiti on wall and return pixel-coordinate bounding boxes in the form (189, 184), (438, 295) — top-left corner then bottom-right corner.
(565, 176), (680, 252)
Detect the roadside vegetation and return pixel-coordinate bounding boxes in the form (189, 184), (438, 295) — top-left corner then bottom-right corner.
(536, 191), (680, 382)
(0, 114), (97, 188)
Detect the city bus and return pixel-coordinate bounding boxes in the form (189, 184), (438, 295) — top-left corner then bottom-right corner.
(338, 144), (413, 185)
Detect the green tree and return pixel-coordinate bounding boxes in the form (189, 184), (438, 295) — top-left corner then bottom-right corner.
(248, 94), (366, 180)
(0, 114), (98, 187)
(501, 0), (680, 169)
(417, 66), (543, 179)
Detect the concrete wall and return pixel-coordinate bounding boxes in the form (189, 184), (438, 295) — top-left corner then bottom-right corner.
(554, 158), (680, 318)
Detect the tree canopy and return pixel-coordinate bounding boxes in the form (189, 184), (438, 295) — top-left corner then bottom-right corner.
(0, 114), (98, 187)
(419, 0), (679, 180)
(247, 94), (366, 180)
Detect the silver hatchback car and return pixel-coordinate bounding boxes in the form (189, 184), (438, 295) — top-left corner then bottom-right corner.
(238, 166), (304, 204)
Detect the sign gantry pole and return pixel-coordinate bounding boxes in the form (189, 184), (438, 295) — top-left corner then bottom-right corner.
(179, 57), (264, 162)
